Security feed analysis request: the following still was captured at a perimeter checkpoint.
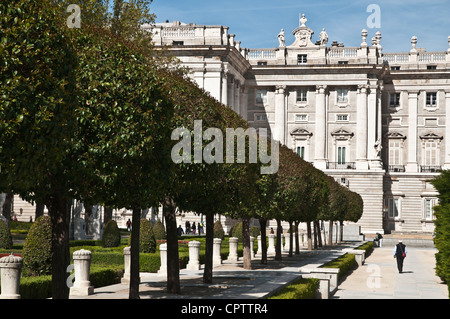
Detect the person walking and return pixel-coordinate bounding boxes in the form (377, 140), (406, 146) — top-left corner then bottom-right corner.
(393, 239), (407, 273)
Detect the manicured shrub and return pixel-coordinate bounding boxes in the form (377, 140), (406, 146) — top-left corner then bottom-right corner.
(128, 219), (156, 253)
(102, 220), (121, 248)
(322, 253), (357, 279)
(19, 275), (52, 299)
(0, 219), (13, 249)
(229, 221), (243, 241)
(153, 220), (166, 240)
(269, 278), (319, 299)
(22, 216), (52, 275)
(250, 225), (260, 238)
(213, 220), (225, 240)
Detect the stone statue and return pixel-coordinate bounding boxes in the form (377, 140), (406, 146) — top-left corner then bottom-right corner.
(278, 29), (285, 47)
(319, 28), (328, 45)
(300, 13), (307, 27)
(374, 138), (382, 158)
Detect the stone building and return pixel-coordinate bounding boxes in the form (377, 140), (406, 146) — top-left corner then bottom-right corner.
(147, 14), (450, 235)
(7, 15), (450, 236)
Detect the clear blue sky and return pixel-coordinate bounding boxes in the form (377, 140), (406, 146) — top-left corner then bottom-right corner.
(150, 0), (450, 52)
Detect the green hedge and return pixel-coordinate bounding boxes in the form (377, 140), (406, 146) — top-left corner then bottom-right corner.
(357, 241), (374, 258)
(322, 253), (357, 279)
(268, 278), (319, 299)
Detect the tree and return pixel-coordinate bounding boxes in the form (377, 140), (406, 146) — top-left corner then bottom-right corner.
(0, 0), (78, 299)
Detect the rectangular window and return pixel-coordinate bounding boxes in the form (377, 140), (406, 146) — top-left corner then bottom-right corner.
(424, 141), (438, 166)
(427, 65), (437, 70)
(296, 89), (308, 103)
(172, 41), (184, 46)
(255, 114), (267, 122)
(390, 93), (400, 107)
(338, 61), (348, 65)
(426, 92), (437, 107)
(295, 114), (308, 122)
(336, 114), (349, 121)
(337, 88), (349, 103)
(337, 146), (346, 164)
(391, 66), (401, 71)
(257, 61), (268, 66)
(256, 89), (267, 104)
(389, 140), (402, 165)
(297, 54), (307, 64)
(388, 198), (399, 218)
(297, 146), (305, 159)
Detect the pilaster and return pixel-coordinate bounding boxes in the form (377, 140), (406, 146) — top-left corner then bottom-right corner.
(274, 85), (287, 145)
(314, 85), (327, 170)
(356, 85), (369, 170)
(405, 91), (419, 172)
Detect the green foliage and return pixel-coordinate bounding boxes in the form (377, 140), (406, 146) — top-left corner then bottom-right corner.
(268, 278), (319, 299)
(19, 275), (52, 299)
(22, 216), (52, 275)
(250, 226), (260, 238)
(322, 253), (357, 279)
(0, 219), (13, 249)
(213, 220), (225, 240)
(152, 220), (166, 241)
(431, 171), (450, 294)
(102, 220), (121, 248)
(229, 222), (243, 241)
(128, 219), (156, 253)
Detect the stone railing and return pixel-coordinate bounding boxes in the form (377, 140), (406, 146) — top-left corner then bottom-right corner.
(418, 52), (446, 63)
(383, 53), (410, 64)
(248, 49), (277, 60)
(161, 27), (195, 38)
(328, 48), (358, 58)
(383, 52), (447, 64)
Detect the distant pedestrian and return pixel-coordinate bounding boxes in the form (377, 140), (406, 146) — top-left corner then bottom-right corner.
(126, 218), (132, 231)
(185, 220), (190, 234)
(393, 239), (407, 273)
(198, 220), (204, 235)
(177, 225), (184, 236)
(192, 222), (196, 235)
(374, 232), (383, 247)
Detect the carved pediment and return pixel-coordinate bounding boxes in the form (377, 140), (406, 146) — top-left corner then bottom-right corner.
(291, 128), (313, 137)
(420, 132), (443, 140)
(331, 129), (354, 141)
(385, 132), (406, 140)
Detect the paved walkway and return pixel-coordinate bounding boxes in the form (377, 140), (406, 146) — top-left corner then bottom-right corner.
(333, 246), (448, 299)
(70, 243), (448, 300)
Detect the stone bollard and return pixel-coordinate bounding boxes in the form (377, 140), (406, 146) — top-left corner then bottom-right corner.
(70, 249), (94, 296)
(121, 246), (131, 284)
(250, 236), (255, 260)
(257, 235), (262, 256)
(283, 233), (290, 252)
(213, 238), (222, 266)
(228, 237), (239, 262)
(0, 254), (23, 299)
(187, 241), (201, 270)
(158, 243), (167, 274)
(268, 234), (275, 255)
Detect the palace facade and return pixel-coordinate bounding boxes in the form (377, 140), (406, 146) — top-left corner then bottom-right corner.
(147, 14), (450, 234)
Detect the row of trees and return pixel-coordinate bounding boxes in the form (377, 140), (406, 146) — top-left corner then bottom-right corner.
(0, 0), (363, 299)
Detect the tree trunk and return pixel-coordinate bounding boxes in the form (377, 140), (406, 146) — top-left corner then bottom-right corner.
(84, 204), (92, 236)
(129, 208), (141, 299)
(163, 197), (180, 294)
(288, 221), (293, 257)
(242, 217), (252, 270)
(1, 192), (13, 222)
(258, 218), (267, 264)
(275, 218), (282, 261)
(103, 207), (113, 225)
(306, 221), (313, 250)
(45, 189), (71, 299)
(203, 212), (214, 283)
(328, 220), (333, 246)
(339, 221), (344, 243)
(35, 201), (45, 220)
(295, 221), (300, 254)
(315, 220), (323, 248)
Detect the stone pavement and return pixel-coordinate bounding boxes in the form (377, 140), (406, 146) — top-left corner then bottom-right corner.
(332, 246), (448, 299)
(70, 242), (448, 300)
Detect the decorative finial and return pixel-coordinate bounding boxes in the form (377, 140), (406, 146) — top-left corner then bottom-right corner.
(447, 36), (450, 52)
(361, 29), (368, 47)
(300, 13), (307, 27)
(411, 35), (418, 52)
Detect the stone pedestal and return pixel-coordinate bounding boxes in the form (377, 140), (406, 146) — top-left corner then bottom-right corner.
(158, 243), (167, 274)
(70, 249), (94, 296)
(249, 236), (255, 260)
(257, 235), (262, 255)
(0, 254), (23, 299)
(268, 234), (276, 255)
(227, 237), (239, 261)
(283, 233), (290, 252)
(121, 246), (131, 284)
(187, 241), (201, 270)
(213, 238), (222, 266)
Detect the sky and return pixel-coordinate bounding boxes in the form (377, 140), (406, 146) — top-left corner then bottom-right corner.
(150, 0), (450, 52)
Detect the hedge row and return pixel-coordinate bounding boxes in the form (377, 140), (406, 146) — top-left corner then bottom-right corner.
(322, 253), (357, 280)
(268, 278), (319, 299)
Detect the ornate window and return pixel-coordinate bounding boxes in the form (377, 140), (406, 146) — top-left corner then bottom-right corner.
(290, 128), (313, 162)
(385, 132), (406, 172)
(420, 133), (443, 171)
(337, 88), (349, 103)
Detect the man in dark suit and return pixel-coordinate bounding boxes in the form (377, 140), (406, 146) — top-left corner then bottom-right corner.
(393, 239), (407, 273)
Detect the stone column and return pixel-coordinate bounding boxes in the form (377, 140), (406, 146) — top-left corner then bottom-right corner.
(314, 85), (327, 170)
(187, 241), (201, 270)
(356, 85), (369, 170)
(121, 246), (131, 284)
(227, 237), (239, 262)
(70, 249), (94, 296)
(213, 238), (222, 266)
(158, 243), (167, 274)
(406, 91), (419, 172)
(444, 91), (450, 169)
(283, 233), (290, 252)
(221, 71), (228, 106)
(0, 254), (23, 299)
(250, 236), (255, 260)
(274, 85), (287, 145)
(257, 235), (262, 256)
(267, 234), (276, 255)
